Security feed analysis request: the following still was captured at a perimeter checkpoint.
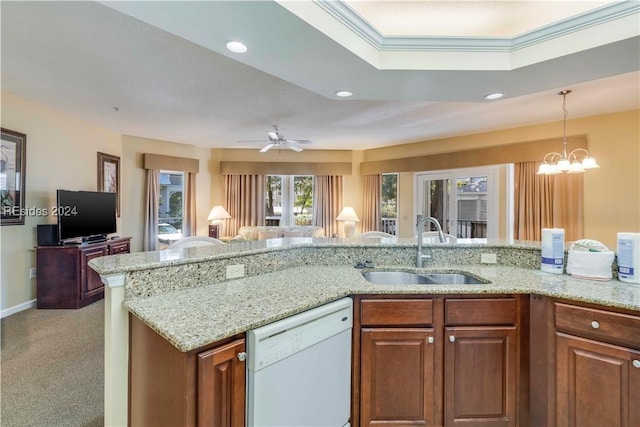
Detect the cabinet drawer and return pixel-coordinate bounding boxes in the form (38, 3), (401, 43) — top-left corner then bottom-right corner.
(555, 302), (640, 349)
(361, 299), (433, 326)
(109, 242), (129, 254)
(445, 298), (517, 326)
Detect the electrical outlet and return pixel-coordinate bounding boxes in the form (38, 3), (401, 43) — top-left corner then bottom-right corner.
(226, 264), (245, 279)
(29, 268), (37, 279)
(481, 253), (497, 264)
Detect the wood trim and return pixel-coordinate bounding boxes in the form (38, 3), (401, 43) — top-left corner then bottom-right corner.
(360, 135), (587, 174)
(220, 161), (352, 175)
(143, 153), (199, 172)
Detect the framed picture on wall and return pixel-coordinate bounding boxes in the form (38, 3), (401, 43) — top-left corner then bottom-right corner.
(1, 128), (27, 226)
(98, 152), (120, 217)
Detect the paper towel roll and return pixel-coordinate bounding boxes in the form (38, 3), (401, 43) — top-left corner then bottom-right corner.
(541, 228), (565, 274)
(617, 232), (640, 284)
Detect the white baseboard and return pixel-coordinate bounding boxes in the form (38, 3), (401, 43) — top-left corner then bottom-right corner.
(1, 299), (36, 318)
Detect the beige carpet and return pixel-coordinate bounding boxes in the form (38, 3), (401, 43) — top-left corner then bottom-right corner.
(1, 300), (104, 427)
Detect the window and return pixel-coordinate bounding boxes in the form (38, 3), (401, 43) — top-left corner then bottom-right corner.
(158, 170), (184, 247)
(265, 175), (313, 226)
(416, 166), (499, 241)
(381, 173), (398, 235)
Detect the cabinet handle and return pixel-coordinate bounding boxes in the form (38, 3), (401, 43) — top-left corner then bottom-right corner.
(428, 336), (434, 344)
(633, 360), (640, 369)
(449, 335), (455, 343)
(237, 352), (247, 362)
(591, 321), (600, 329)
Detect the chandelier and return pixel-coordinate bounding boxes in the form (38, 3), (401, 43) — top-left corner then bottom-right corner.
(537, 90), (599, 175)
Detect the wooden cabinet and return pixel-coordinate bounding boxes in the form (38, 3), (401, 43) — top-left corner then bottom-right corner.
(444, 326), (517, 426)
(129, 315), (246, 427)
(357, 297), (437, 426)
(443, 298), (518, 427)
(36, 237), (130, 308)
(554, 302), (640, 427)
(197, 339), (246, 427)
(360, 328), (436, 425)
(355, 296), (524, 427)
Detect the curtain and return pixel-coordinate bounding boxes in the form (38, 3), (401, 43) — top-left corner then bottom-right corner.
(361, 175), (381, 232)
(143, 169), (159, 251)
(184, 172), (196, 237)
(224, 174), (265, 236)
(313, 175), (343, 237)
(514, 161), (583, 241)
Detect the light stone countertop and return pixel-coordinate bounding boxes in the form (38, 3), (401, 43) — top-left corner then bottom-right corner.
(89, 237), (544, 275)
(125, 263), (640, 352)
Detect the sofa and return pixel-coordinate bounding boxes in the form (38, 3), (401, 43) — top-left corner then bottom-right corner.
(234, 225), (325, 240)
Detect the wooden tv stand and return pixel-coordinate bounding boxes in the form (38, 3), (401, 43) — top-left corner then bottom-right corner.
(36, 237), (131, 309)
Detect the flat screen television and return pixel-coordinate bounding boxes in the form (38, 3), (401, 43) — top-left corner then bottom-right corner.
(56, 190), (117, 243)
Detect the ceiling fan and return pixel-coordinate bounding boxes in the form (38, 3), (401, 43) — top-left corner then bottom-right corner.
(239, 125), (312, 152)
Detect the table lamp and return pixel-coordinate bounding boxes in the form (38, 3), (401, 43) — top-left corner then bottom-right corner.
(207, 205), (231, 238)
(336, 207), (360, 238)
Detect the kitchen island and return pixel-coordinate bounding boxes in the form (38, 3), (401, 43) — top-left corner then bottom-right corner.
(89, 238), (640, 426)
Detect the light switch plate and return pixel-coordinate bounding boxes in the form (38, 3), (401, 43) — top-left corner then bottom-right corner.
(29, 268), (37, 279)
(481, 253), (497, 264)
(226, 264), (245, 279)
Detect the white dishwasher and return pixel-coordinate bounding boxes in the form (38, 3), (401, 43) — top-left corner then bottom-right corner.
(246, 297), (353, 427)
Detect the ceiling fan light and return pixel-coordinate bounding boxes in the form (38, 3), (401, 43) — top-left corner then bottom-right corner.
(581, 156), (599, 169)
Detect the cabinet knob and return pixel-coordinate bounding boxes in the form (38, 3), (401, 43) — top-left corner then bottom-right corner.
(428, 336), (434, 344)
(591, 321), (600, 329)
(633, 360), (640, 369)
(449, 335), (455, 343)
(237, 352), (247, 362)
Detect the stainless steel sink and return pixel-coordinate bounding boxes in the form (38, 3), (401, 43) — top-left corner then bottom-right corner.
(362, 271), (434, 284)
(362, 271), (486, 285)
(420, 273), (485, 284)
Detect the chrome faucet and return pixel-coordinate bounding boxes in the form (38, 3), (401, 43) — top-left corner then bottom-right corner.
(416, 216), (446, 267)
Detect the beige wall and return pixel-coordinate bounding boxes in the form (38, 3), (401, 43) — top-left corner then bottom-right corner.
(121, 136), (213, 252)
(1, 91), (121, 311)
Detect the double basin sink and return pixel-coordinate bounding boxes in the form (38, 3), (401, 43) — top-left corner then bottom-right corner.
(362, 270), (487, 285)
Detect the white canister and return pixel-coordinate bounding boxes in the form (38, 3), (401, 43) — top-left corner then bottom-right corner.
(617, 232), (640, 284)
(541, 228), (565, 274)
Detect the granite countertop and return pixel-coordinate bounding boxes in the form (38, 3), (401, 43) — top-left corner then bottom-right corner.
(89, 237), (544, 275)
(125, 263), (640, 352)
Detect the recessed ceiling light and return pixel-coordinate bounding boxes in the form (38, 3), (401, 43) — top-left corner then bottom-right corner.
(226, 41), (247, 54)
(484, 93), (504, 100)
(335, 90), (353, 98)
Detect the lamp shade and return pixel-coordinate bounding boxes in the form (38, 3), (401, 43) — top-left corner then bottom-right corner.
(336, 207), (360, 222)
(207, 205), (231, 222)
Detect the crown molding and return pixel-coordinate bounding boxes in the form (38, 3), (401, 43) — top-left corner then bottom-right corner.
(315, 0), (639, 52)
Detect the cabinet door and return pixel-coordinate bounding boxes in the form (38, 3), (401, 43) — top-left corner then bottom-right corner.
(197, 338), (246, 427)
(444, 326), (517, 427)
(80, 246), (108, 299)
(361, 328), (435, 426)
(556, 332), (640, 427)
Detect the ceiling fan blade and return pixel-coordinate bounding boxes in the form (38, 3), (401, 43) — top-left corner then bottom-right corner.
(284, 139), (312, 144)
(286, 143), (303, 152)
(238, 139), (269, 143)
(259, 143), (275, 153)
